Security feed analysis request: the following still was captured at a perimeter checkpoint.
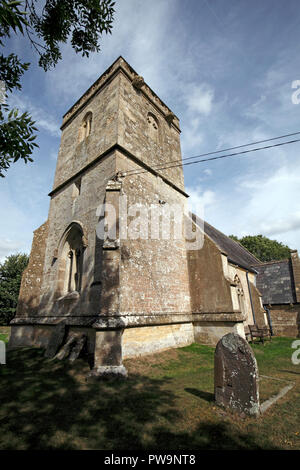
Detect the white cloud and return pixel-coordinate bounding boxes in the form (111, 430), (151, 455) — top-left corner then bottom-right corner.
(45, 0), (179, 105)
(9, 94), (60, 137)
(259, 212), (300, 237)
(194, 159), (300, 252)
(186, 185), (216, 217)
(181, 117), (204, 155)
(185, 83), (214, 115)
(240, 163), (300, 243)
(0, 239), (27, 262)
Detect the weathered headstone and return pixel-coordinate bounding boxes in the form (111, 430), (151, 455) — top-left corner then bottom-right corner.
(55, 332), (78, 360)
(214, 333), (260, 417)
(0, 340), (6, 364)
(69, 334), (87, 362)
(44, 322), (66, 359)
(54, 332), (87, 362)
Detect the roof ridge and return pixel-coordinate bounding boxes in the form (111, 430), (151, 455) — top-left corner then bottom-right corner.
(253, 258), (290, 266)
(203, 220), (262, 264)
(190, 214), (259, 272)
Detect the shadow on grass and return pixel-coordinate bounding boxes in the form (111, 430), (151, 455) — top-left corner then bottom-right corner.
(0, 348), (279, 450)
(185, 388), (214, 402)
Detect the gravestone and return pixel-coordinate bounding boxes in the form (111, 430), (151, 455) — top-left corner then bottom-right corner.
(0, 340), (6, 364)
(55, 332), (87, 362)
(69, 334), (87, 362)
(44, 322), (66, 358)
(214, 333), (260, 417)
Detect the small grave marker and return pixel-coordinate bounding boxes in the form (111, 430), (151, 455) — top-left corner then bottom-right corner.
(214, 333), (260, 417)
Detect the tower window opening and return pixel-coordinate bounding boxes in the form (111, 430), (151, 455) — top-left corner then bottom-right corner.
(72, 178), (81, 199)
(58, 224), (84, 296)
(78, 112), (92, 143)
(147, 112), (159, 142)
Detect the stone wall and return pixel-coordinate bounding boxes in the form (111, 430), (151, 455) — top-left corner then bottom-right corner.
(122, 323), (194, 358)
(15, 220), (49, 318)
(222, 256), (257, 325)
(249, 282), (267, 327)
(117, 72), (184, 191)
(187, 233), (233, 314)
(116, 153), (191, 322)
(291, 250), (300, 303)
(37, 152), (118, 324)
(267, 304), (300, 337)
(14, 58), (191, 347)
(194, 320), (245, 347)
(53, 75), (120, 189)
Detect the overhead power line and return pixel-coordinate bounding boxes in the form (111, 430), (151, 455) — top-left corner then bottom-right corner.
(123, 133), (300, 177)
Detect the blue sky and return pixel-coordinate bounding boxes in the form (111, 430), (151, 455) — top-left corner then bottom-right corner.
(1, 0), (300, 261)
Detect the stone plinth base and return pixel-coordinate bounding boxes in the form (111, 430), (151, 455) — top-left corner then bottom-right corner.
(87, 365), (128, 380)
(8, 324), (96, 355)
(194, 320), (245, 347)
(8, 325), (53, 350)
(122, 322), (194, 358)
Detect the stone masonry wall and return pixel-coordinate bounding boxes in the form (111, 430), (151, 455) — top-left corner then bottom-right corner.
(188, 233), (233, 314)
(122, 323), (194, 358)
(37, 152), (118, 324)
(268, 304), (300, 337)
(291, 250), (300, 303)
(116, 151), (191, 324)
(15, 220), (49, 318)
(19, 58), (191, 329)
(53, 75), (120, 190)
(117, 72), (184, 191)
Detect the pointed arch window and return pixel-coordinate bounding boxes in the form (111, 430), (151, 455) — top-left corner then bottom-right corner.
(234, 275), (245, 314)
(57, 224), (85, 296)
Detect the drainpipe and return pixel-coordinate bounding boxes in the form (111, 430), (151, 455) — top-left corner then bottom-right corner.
(246, 271), (256, 324)
(264, 307), (274, 336)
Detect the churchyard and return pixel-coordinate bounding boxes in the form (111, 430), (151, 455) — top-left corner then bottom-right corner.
(0, 328), (299, 450)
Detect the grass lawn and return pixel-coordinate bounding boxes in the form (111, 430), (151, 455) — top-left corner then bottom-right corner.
(0, 326), (10, 343)
(0, 335), (299, 450)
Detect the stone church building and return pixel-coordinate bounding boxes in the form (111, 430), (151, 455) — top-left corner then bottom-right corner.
(9, 57), (267, 376)
(253, 250), (300, 337)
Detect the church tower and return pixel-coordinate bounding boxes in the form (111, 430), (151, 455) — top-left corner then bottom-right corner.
(10, 57), (194, 376)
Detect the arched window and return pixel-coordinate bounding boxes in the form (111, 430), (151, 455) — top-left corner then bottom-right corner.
(78, 112), (92, 143)
(147, 112), (159, 142)
(57, 224), (85, 296)
(234, 275), (245, 314)
(72, 178), (81, 200)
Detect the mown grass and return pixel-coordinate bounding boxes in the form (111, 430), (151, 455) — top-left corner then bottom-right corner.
(0, 326), (10, 343)
(0, 336), (299, 450)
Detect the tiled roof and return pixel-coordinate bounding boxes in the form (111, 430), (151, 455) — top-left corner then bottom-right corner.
(252, 260), (296, 304)
(192, 214), (261, 272)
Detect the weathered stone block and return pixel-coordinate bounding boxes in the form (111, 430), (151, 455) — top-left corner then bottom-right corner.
(87, 365), (128, 381)
(214, 333), (260, 417)
(44, 322), (66, 358)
